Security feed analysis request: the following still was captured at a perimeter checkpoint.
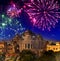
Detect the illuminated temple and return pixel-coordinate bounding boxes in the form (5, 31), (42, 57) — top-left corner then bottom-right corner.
(0, 31), (46, 55)
(0, 30), (60, 56)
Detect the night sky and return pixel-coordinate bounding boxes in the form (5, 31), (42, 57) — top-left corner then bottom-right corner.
(0, 0), (60, 41)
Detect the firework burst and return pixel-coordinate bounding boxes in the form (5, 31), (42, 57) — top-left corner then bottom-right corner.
(0, 14), (12, 28)
(24, 0), (60, 31)
(0, 14), (25, 40)
(7, 3), (22, 18)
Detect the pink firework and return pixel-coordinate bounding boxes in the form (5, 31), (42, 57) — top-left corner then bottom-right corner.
(24, 0), (60, 31)
(7, 3), (22, 18)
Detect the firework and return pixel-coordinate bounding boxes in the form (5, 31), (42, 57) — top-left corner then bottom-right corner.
(7, 3), (22, 18)
(0, 14), (25, 40)
(24, 0), (60, 31)
(0, 14), (12, 28)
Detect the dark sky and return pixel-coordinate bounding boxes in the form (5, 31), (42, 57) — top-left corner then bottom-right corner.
(0, 0), (60, 41)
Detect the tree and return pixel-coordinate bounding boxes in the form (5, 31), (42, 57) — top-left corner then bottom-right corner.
(39, 50), (56, 61)
(19, 50), (37, 61)
(0, 53), (5, 61)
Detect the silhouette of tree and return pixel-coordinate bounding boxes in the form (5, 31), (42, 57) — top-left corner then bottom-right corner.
(19, 50), (37, 61)
(39, 50), (56, 61)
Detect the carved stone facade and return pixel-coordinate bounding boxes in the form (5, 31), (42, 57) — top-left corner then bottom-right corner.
(11, 30), (47, 55)
(0, 42), (5, 54)
(0, 30), (47, 55)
